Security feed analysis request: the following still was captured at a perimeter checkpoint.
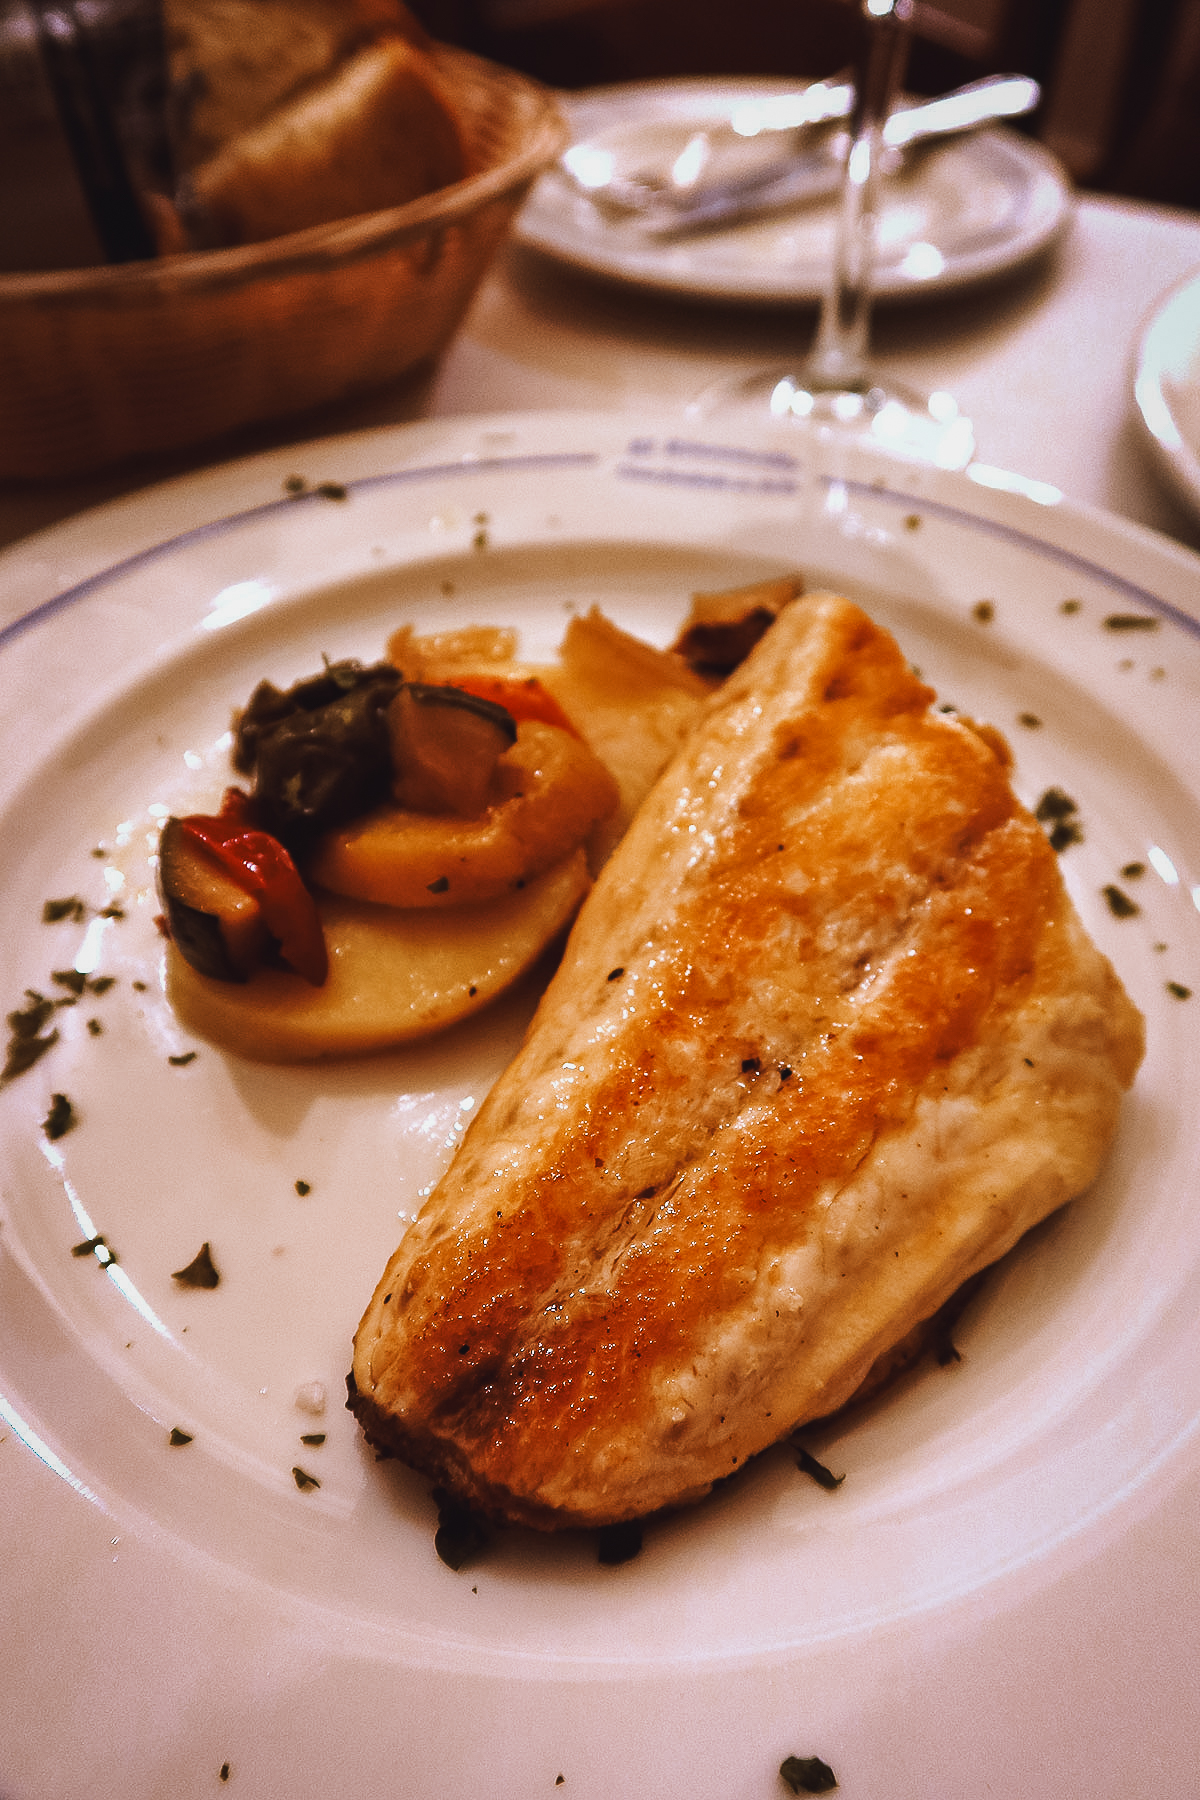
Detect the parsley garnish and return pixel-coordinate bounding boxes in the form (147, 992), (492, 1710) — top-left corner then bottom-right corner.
(1103, 613), (1158, 631)
(792, 1441), (844, 1490)
(42, 896), (86, 923)
(780, 1754), (838, 1793)
(172, 1242), (220, 1288)
(1102, 884), (1140, 918)
(43, 1092), (76, 1140)
(292, 1466), (321, 1491)
(71, 1235), (118, 1265)
(2, 992), (59, 1083)
(1035, 787), (1083, 852)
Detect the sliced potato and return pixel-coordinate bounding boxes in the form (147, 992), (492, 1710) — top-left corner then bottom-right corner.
(164, 850), (591, 1062)
(307, 719), (618, 907)
(386, 623), (519, 677)
(540, 608), (714, 860)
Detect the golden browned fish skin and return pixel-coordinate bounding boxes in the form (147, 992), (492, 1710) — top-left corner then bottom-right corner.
(350, 595), (1144, 1530)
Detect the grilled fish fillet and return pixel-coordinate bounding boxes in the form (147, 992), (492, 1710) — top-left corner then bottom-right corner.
(350, 594), (1144, 1530)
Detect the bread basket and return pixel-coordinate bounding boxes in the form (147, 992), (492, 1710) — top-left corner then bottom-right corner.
(0, 44), (566, 480)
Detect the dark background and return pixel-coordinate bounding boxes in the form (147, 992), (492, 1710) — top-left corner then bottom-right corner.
(407, 0), (1200, 210)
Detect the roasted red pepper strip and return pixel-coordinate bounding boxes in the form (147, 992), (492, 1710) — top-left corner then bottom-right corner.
(447, 673), (580, 737)
(179, 789), (328, 986)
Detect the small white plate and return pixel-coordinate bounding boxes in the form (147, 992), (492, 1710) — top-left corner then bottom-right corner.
(2, 412), (1200, 1800)
(1133, 264), (1200, 520)
(516, 78), (1074, 304)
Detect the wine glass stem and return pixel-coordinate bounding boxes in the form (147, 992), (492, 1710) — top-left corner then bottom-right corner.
(808, 0), (914, 392)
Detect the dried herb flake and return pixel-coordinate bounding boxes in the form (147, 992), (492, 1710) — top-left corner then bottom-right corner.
(792, 1441), (844, 1490)
(72, 1235), (117, 1265)
(43, 1092), (76, 1140)
(2, 1002), (59, 1081)
(1035, 787), (1083, 852)
(168, 1051), (198, 1066)
(295, 1179), (312, 1196)
(1103, 613), (1159, 632)
(172, 1242), (220, 1288)
(300, 1432), (326, 1446)
(1102, 884), (1140, 918)
(168, 1427), (193, 1446)
(292, 1466), (321, 1491)
(780, 1754), (838, 1794)
(1167, 981), (1192, 1000)
(42, 896), (86, 923)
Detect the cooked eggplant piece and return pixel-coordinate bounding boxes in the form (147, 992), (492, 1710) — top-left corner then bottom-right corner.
(157, 816), (270, 983)
(234, 659), (402, 847)
(389, 682), (517, 817)
(671, 574), (804, 675)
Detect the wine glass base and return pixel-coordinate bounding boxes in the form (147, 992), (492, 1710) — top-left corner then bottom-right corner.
(690, 366), (975, 471)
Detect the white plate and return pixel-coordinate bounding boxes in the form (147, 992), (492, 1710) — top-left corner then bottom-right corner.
(516, 80), (1074, 304)
(2, 412), (1200, 1800)
(1133, 264), (1200, 521)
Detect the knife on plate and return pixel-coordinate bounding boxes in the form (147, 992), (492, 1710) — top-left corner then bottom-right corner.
(566, 72), (1040, 238)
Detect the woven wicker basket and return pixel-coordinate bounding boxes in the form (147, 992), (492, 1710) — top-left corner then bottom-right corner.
(0, 46), (566, 480)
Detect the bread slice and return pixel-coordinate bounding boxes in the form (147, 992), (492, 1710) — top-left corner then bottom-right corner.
(165, 0), (432, 168)
(188, 34), (466, 245)
(349, 594), (1145, 1530)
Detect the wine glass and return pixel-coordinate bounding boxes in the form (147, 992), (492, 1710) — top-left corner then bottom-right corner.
(693, 0), (975, 470)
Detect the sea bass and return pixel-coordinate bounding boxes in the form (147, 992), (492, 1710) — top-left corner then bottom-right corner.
(350, 593), (1144, 1529)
